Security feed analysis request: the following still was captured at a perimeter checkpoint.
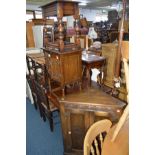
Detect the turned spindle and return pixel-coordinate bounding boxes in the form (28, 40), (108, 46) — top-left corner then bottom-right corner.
(57, 17), (64, 52)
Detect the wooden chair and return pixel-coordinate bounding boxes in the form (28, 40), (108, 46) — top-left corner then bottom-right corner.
(26, 75), (38, 110)
(26, 55), (38, 110)
(34, 80), (58, 132)
(83, 119), (112, 155)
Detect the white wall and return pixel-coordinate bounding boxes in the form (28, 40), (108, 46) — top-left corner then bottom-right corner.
(26, 4), (41, 11)
(79, 8), (102, 22)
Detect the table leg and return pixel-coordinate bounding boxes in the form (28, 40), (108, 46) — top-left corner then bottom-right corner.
(86, 67), (91, 87)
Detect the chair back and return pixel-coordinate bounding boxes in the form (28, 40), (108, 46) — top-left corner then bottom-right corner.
(34, 80), (50, 110)
(84, 119), (112, 155)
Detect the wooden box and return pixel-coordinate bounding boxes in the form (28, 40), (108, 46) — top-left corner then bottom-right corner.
(59, 88), (126, 155)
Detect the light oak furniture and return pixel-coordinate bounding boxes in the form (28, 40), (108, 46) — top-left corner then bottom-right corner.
(102, 117), (129, 155)
(84, 119), (112, 155)
(101, 43), (127, 101)
(59, 87), (126, 155)
(83, 107), (129, 155)
(101, 43), (118, 88)
(101, 41), (129, 155)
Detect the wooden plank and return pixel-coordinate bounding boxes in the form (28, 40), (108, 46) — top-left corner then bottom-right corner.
(26, 22), (35, 48)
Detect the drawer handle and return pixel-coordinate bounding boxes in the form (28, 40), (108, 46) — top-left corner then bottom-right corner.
(68, 131), (71, 135)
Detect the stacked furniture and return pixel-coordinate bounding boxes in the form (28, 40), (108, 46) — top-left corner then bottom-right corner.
(41, 0), (82, 99)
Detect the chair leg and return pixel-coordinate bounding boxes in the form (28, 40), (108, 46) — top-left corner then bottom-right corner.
(32, 94), (37, 110)
(33, 101), (38, 110)
(49, 118), (54, 132)
(38, 104), (43, 118)
(42, 112), (46, 122)
(39, 105), (46, 122)
(47, 112), (54, 132)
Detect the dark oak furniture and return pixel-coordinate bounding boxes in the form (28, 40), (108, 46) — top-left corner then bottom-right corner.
(59, 87), (126, 155)
(34, 80), (58, 131)
(41, 0), (81, 50)
(82, 53), (106, 87)
(41, 0), (83, 99)
(43, 47), (82, 99)
(26, 53), (58, 132)
(26, 53), (45, 110)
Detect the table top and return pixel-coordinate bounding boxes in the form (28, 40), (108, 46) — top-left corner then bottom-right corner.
(60, 87), (126, 108)
(102, 117), (129, 155)
(82, 53), (106, 63)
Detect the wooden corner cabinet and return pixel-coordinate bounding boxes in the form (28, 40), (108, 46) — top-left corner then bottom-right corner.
(59, 88), (126, 155)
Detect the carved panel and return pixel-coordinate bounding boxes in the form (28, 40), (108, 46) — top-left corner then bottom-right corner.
(49, 54), (62, 81)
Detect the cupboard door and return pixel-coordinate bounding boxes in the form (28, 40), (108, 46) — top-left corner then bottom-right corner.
(60, 104), (90, 153)
(65, 109), (88, 150)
